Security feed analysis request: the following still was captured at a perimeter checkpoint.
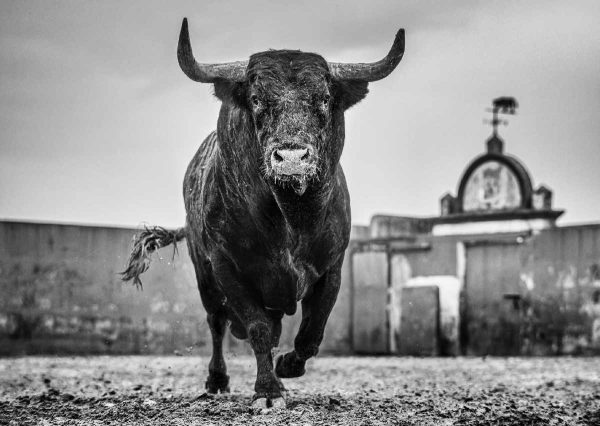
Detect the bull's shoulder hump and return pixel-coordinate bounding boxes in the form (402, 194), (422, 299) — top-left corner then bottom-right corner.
(183, 131), (219, 200)
(185, 131), (218, 175)
(197, 131), (218, 169)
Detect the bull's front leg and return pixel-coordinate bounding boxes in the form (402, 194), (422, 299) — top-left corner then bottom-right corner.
(213, 260), (285, 408)
(276, 258), (342, 379)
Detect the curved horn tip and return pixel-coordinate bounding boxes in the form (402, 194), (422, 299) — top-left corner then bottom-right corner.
(177, 17), (199, 82)
(392, 28), (405, 52)
(180, 17), (189, 40)
(176, 17), (248, 83)
(178, 17), (194, 64)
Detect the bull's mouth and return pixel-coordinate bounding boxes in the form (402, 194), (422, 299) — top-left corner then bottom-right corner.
(271, 173), (311, 196)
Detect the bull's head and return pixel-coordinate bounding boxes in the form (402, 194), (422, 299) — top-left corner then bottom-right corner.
(178, 18), (404, 196)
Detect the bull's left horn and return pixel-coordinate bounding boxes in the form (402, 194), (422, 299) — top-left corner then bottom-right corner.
(177, 17), (248, 83)
(328, 29), (405, 82)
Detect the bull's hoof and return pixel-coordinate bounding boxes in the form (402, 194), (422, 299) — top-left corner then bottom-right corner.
(271, 397), (286, 409)
(275, 353), (305, 378)
(251, 396), (286, 410)
(205, 373), (230, 394)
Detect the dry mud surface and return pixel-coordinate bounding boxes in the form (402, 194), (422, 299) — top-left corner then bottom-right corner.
(0, 355), (599, 425)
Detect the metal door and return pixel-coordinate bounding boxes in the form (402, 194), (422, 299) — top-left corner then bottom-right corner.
(464, 242), (524, 355)
(398, 285), (440, 356)
(352, 251), (388, 353)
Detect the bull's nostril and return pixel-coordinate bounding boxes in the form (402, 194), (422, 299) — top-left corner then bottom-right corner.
(273, 151), (283, 162)
(301, 151), (309, 161)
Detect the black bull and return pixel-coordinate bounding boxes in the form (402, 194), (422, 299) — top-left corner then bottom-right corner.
(122, 18), (405, 409)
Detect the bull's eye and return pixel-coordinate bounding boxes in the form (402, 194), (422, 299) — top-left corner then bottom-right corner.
(323, 95), (330, 106)
(250, 94), (261, 109)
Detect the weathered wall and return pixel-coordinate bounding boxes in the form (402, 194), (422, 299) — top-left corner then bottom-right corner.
(459, 226), (600, 356)
(345, 225), (600, 356)
(0, 221), (352, 356)
(525, 225), (600, 355)
(369, 215), (434, 238)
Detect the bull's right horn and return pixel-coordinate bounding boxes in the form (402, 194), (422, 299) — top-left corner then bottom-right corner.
(177, 18), (248, 83)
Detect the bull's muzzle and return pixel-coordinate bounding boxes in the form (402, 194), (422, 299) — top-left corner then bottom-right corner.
(270, 148), (313, 176)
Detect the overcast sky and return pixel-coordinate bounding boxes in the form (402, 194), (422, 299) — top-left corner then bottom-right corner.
(1, 0), (599, 228)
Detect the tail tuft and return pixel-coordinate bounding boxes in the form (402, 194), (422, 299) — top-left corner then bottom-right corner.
(120, 226), (186, 289)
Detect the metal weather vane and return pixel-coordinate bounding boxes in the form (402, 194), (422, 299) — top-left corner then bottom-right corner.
(485, 96), (519, 136)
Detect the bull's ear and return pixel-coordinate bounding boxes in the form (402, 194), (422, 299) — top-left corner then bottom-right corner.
(333, 80), (369, 110)
(213, 80), (247, 107)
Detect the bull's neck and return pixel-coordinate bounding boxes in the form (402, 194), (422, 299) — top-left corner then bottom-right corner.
(270, 182), (335, 233)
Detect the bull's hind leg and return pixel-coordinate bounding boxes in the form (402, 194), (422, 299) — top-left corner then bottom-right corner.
(276, 259), (342, 379)
(194, 256), (230, 394)
(205, 308), (230, 393)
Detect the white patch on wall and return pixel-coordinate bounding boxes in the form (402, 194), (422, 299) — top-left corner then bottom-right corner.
(558, 266), (577, 290)
(39, 298), (52, 310)
(520, 272), (535, 291)
(389, 255), (412, 353)
(0, 314), (7, 329)
(456, 242), (466, 286)
(432, 218), (554, 236)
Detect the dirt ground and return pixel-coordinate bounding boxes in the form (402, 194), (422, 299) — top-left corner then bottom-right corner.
(0, 355), (599, 425)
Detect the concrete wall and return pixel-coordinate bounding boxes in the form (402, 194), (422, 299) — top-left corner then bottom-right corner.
(0, 221), (352, 356)
(4, 219), (598, 357)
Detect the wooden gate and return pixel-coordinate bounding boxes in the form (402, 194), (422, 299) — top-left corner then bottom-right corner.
(463, 241), (524, 355)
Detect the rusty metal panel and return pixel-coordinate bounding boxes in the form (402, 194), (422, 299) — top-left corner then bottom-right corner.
(351, 251), (388, 354)
(398, 285), (439, 356)
(464, 242), (524, 355)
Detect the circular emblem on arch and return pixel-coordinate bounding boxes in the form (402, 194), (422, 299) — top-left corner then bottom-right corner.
(462, 160), (522, 211)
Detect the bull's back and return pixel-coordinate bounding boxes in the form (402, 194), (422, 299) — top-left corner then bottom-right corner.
(183, 131), (218, 214)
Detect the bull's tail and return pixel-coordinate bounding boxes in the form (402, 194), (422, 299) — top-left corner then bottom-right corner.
(120, 226), (186, 289)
